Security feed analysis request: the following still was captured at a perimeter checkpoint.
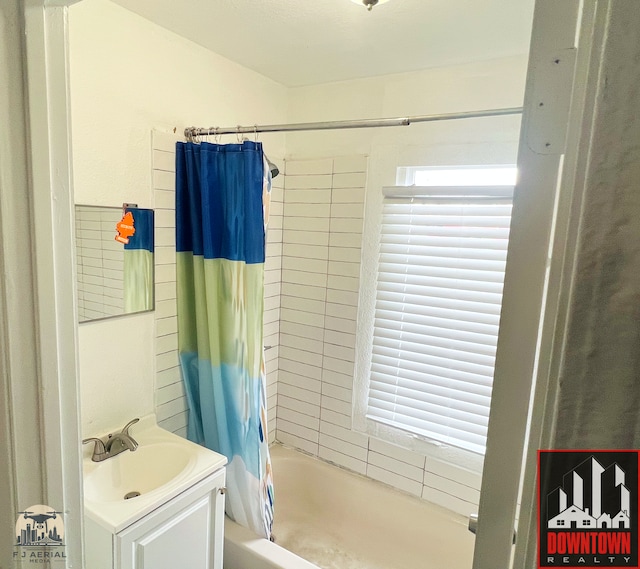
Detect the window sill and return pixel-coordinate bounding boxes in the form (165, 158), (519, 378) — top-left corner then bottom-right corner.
(355, 415), (486, 475)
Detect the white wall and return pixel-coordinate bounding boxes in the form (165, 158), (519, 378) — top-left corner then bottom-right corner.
(286, 56), (527, 161)
(69, 0), (288, 436)
(276, 55), (528, 515)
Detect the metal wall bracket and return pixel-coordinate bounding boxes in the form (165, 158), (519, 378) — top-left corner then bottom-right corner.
(468, 513), (479, 535)
(526, 48), (578, 155)
(468, 513), (516, 544)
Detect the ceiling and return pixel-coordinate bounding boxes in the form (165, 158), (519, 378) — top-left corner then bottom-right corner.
(111, 0), (535, 87)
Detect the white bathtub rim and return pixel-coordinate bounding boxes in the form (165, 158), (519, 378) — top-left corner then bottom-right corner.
(226, 444), (474, 569)
(270, 442), (469, 526)
(224, 516), (318, 569)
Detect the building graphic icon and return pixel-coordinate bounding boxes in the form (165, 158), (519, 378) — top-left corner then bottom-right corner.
(15, 504), (65, 546)
(547, 456), (631, 530)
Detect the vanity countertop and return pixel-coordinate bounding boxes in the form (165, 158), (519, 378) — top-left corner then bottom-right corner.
(83, 415), (227, 533)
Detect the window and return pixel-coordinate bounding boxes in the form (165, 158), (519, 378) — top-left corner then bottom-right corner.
(366, 166), (515, 456)
(557, 520), (565, 526)
(397, 165), (518, 187)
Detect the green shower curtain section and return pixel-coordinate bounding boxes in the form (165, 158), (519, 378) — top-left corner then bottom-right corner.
(124, 208), (154, 313)
(175, 140), (274, 539)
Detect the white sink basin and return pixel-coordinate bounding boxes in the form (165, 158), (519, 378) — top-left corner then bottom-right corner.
(84, 442), (192, 503)
(83, 416), (227, 533)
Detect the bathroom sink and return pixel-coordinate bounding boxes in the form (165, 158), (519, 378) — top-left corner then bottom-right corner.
(84, 442), (192, 503)
(82, 415), (227, 533)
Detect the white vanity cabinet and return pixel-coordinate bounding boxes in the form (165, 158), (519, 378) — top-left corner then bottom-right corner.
(85, 468), (226, 569)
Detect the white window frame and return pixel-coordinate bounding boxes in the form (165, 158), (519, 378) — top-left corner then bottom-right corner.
(354, 165), (516, 473)
(396, 165), (518, 187)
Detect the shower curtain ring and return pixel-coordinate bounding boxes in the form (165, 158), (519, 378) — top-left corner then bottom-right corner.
(254, 125), (259, 142)
(236, 126), (243, 144)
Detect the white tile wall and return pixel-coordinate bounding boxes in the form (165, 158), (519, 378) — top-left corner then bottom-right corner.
(275, 156), (364, 466)
(151, 130), (282, 442)
(151, 132), (186, 437)
(274, 156), (482, 517)
(265, 176), (284, 443)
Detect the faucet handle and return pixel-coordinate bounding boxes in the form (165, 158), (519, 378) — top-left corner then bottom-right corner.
(121, 417), (139, 435)
(82, 437), (108, 461)
(82, 437), (106, 451)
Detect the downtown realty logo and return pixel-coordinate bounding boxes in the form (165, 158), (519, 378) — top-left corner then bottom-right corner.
(539, 451), (639, 568)
(13, 505), (66, 565)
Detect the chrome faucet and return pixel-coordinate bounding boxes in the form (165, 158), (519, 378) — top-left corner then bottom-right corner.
(82, 418), (139, 462)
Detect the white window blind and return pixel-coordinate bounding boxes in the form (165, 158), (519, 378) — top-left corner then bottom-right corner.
(367, 185), (514, 455)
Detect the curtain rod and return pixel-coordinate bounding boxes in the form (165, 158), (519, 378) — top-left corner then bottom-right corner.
(184, 107), (523, 139)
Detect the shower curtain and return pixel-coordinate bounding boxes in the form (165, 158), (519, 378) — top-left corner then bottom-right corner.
(175, 140), (274, 539)
(123, 207), (154, 313)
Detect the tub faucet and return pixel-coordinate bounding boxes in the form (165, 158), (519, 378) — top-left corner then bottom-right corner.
(82, 418), (139, 462)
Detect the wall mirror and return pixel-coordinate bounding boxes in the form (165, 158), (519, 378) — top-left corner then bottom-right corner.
(75, 205), (155, 323)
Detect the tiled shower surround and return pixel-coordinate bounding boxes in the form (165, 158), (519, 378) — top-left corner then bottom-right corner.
(276, 157), (368, 462)
(277, 158), (481, 517)
(150, 134), (481, 517)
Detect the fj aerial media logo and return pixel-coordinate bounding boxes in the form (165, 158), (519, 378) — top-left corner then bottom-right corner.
(13, 505), (66, 565)
(539, 451), (639, 568)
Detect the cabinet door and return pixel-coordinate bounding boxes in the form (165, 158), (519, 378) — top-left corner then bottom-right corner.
(118, 470), (225, 569)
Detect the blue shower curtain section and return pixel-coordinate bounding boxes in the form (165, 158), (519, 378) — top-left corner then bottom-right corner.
(123, 207), (154, 313)
(175, 140), (274, 539)
(124, 208), (154, 252)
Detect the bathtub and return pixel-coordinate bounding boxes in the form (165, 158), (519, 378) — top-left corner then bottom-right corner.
(224, 444), (475, 569)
